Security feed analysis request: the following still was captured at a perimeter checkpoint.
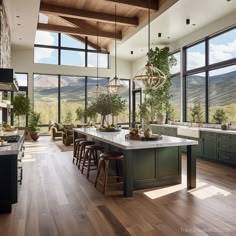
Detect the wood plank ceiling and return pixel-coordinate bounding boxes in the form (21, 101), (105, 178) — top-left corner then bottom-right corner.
(38, 0), (160, 51)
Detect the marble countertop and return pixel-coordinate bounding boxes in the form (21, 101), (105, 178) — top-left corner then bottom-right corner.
(150, 124), (236, 135)
(73, 128), (198, 150)
(0, 130), (24, 155)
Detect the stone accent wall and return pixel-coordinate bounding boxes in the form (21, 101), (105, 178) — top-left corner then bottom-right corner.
(0, 0), (11, 68)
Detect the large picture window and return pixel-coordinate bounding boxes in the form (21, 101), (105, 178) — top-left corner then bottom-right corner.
(186, 72), (206, 122)
(209, 65), (236, 125)
(34, 31), (109, 68)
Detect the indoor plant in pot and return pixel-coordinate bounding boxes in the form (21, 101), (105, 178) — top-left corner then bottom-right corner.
(28, 111), (41, 141)
(213, 109), (228, 130)
(12, 94), (31, 128)
(139, 47), (177, 125)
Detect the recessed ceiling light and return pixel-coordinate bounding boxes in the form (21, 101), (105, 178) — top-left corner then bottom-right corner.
(141, 49), (143, 51)
(16, 15), (20, 18)
(18, 24), (21, 26)
(168, 37), (171, 39)
(192, 24), (196, 26)
(19, 37), (21, 40)
(227, 0), (231, 2)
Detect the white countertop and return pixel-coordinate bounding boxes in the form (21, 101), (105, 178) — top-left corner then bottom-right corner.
(150, 124), (236, 135)
(74, 128), (198, 150)
(0, 131), (24, 155)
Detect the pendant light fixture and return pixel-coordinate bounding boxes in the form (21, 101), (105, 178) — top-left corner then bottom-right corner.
(91, 22), (102, 97)
(133, 0), (166, 89)
(106, 4), (126, 94)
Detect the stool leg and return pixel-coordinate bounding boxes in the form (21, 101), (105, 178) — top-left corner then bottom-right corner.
(95, 159), (103, 187)
(81, 149), (89, 174)
(86, 150), (93, 179)
(78, 145), (85, 169)
(103, 160), (109, 194)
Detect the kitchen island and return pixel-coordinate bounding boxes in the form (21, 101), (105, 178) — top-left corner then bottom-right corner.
(0, 131), (25, 213)
(73, 128), (198, 197)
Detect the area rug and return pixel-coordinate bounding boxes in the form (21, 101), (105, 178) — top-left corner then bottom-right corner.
(55, 141), (74, 152)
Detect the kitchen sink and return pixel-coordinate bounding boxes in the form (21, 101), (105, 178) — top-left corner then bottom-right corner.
(177, 127), (200, 138)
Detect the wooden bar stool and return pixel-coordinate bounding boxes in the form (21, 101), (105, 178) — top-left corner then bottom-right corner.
(81, 145), (104, 179)
(95, 152), (123, 194)
(73, 138), (86, 164)
(77, 141), (95, 170)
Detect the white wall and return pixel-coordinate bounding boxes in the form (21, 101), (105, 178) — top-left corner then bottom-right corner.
(11, 47), (132, 101)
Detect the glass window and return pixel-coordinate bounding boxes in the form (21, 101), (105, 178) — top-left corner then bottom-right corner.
(87, 77), (109, 124)
(61, 33), (85, 49)
(186, 72), (206, 122)
(114, 80), (130, 124)
(87, 52), (109, 68)
(186, 42), (205, 71)
(35, 30), (58, 46)
(60, 76), (85, 124)
(34, 74), (58, 124)
(170, 51), (181, 74)
(170, 75), (181, 121)
(209, 28), (236, 64)
(13, 91), (27, 127)
(61, 50), (85, 67)
(209, 65), (236, 125)
(34, 47), (58, 64)
(15, 73), (28, 87)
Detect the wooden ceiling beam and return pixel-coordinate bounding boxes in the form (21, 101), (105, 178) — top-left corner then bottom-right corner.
(40, 3), (138, 26)
(37, 23), (122, 40)
(105, 0), (159, 10)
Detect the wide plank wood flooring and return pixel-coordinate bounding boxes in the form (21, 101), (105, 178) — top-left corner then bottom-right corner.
(0, 136), (236, 236)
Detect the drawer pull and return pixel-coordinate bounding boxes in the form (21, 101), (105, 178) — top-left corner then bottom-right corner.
(223, 156), (232, 160)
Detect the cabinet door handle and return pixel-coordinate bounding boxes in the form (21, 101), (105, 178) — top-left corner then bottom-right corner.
(223, 156), (232, 160)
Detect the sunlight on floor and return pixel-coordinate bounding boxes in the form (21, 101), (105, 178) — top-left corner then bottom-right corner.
(144, 175), (231, 200)
(188, 185), (231, 199)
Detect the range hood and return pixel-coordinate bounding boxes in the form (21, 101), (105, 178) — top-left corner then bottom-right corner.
(0, 68), (19, 91)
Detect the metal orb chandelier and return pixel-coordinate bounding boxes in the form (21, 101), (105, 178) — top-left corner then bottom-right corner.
(106, 4), (126, 94)
(133, 0), (166, 89)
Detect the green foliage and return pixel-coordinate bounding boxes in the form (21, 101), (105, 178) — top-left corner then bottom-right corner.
(29, 111), (41, 133)
(64, 111), (73, 123)
(75, 107), (85, 122)
(85, 103), (98, 123)
(190, 103), (203, 123)
(90, 93), (126, 126)
(213, 109), (227, 124)
(140, 47), (177, 123)
(12, 94), (31, 127)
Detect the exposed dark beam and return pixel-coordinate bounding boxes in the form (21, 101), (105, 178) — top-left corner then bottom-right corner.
(105, 0), (159, 10)
(40, 3), (138, 26)
(37, 23), (122, 40)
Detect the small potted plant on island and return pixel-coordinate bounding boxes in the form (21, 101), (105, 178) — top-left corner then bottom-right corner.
(213, 109), (228, 130)
(28, 111), (41, 141)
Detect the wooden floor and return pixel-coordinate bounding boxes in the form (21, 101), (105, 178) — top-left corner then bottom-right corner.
(0, 136), (236, 236)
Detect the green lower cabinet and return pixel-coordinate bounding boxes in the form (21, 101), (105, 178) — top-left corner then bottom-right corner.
(201, 132), (217, 160)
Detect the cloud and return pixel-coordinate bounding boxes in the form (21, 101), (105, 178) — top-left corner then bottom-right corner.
(187, 52), (205, 70)
(210, 38), (236, 64)
(34, 31), (56, 63)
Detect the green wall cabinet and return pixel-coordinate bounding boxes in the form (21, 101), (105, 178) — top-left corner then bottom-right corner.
(201, 132), (217, 160)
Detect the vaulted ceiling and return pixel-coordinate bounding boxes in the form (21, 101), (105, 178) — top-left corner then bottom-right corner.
(37, 0), (172, 50)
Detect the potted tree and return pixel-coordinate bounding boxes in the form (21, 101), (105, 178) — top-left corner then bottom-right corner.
(28, 111), (41, 141)
(139, 47), (177, 125)
(12, 94), (31, 128)
(90, 93), (126, 128)
(213, 109), (228, 130)
(190, 103), (203, 127)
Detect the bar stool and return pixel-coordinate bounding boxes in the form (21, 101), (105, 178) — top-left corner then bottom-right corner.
(73, 138), (86, 164)
(95, 152), (123, 194)
(77, 141), (95, 169)
(81, 145), (104, 179)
